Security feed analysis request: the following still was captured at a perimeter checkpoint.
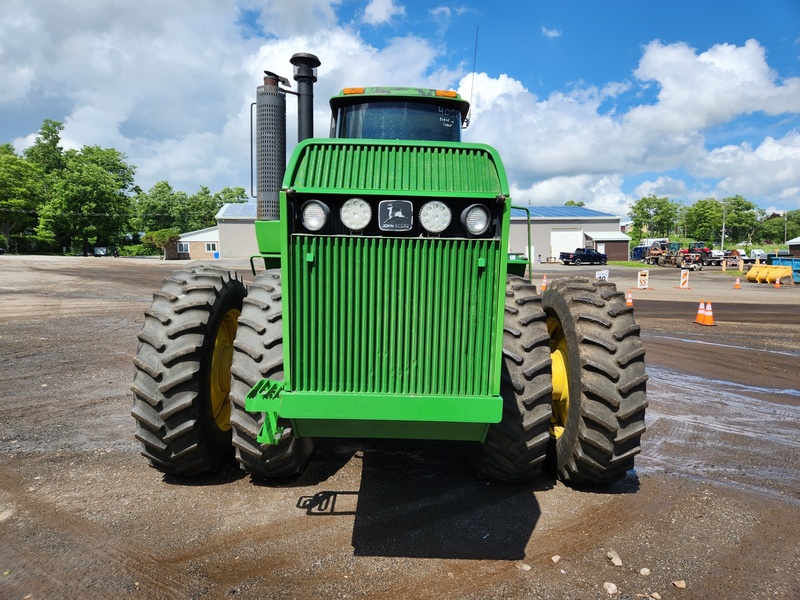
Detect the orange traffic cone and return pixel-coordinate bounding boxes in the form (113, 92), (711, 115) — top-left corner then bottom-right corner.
(702, 301), (717, 326)
(626, 291), (634, 307)
(774, 275), (781, 289)
(541, 274), (548, 292)
(693, 300), (706, 324)
(733, 277), (741, 289)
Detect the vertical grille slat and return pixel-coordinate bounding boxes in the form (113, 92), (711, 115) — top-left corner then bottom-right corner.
(290, 236), (499, 396)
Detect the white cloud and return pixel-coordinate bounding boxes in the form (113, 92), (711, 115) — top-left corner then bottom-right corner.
(248, 0), (341, 37)
(4, 0), (439, 193)
(633, 176), (689, 200)
(512, 174), (632, 216)
(363, 0), (405, 26)
(461, 39), (800, 211)
(698, 131), (800, 200)
(629, 39), (800, 132)
(541, 26), (562, 39)
(2, 2), (799, 212)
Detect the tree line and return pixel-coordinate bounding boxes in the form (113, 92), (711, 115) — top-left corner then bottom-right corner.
(628, 194), (800, 249)
(0, 120), (246, 254)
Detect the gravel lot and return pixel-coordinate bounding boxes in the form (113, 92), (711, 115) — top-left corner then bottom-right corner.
(1, 255), (799, 599)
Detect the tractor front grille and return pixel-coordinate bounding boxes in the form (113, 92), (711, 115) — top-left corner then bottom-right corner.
(289, 235), (500, 396)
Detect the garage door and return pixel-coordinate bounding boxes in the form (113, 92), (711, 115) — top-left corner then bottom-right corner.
(550, 229), (584, 258)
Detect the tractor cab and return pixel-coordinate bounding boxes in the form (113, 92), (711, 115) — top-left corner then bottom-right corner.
(329, 87), (469, 142)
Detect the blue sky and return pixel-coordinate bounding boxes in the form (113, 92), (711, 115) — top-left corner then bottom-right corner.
(2, 0), (799, 217)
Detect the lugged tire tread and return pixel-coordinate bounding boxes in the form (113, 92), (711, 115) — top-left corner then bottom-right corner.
(469, 275), (553, 482)
(229, 270), (314, 479)
(131, 266), (246, 475)
(542, 276), (648, 485)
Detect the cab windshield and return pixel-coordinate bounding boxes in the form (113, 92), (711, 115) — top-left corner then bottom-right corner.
(335, 101), (462, 142)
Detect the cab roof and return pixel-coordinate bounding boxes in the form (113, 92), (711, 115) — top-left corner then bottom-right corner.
(330, 87), (471, 124)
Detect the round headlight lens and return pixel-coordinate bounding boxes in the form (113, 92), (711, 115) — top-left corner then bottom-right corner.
(419, 201), (452, 233)
(462, 205), (490, 235)
(301, 201), (328, 231)
(340, 198), (372, 231)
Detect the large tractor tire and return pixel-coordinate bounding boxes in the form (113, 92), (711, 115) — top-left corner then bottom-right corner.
(229, 270), (314, 478)
(470, 276), (553, 482)
(541, 277), (648, 484)
(131, 266), (246, 475)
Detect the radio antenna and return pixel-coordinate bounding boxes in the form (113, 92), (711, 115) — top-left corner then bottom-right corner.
(464, 26), (479, 128)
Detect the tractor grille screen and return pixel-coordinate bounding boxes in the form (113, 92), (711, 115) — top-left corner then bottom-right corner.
(289, 235), (500, 396)
(290, 142), (504, 195)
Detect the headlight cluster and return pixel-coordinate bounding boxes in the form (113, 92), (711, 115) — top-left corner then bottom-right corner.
(300, 198), (492, 236)
(418, 201), (451, 233)
(301, 200), (329, 231)
(461, 205), (490, 235)
(340, 198), (372, 231)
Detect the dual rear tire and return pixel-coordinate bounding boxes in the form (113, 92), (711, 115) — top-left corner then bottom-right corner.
(131, 267), (310, 478)
(471, 275), (648, 484)
(132, 268), (647, 486)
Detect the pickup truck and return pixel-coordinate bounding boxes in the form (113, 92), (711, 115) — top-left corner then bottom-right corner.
(559, 248), (608, 265)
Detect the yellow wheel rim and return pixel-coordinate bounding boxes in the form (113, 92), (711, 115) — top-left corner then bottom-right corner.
(210, 308), (239, 431)
(547, 317), (569, 440)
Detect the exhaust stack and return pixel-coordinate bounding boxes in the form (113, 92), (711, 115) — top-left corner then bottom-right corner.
(255, 71), (287, 220)
(254, 53), (320, 221)
(290, 53), (321, 143)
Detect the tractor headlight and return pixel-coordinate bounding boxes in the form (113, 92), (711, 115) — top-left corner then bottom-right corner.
(340, 198), (372, 231)
(461, 205), (490, 235)
(419, 201), (451, 233)
(301, 200), (329, 231)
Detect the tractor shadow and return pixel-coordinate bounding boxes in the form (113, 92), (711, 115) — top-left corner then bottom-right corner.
(296, 439), (552, 561)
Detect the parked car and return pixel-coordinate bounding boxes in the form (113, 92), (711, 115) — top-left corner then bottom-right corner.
(559, 247), (608, 265)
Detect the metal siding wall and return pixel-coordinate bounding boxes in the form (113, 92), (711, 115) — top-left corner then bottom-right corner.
(218, 220), (259, 258)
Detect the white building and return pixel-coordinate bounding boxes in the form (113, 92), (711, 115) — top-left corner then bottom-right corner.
(509, 206), (630, 262)
(177, 226), (220, 260)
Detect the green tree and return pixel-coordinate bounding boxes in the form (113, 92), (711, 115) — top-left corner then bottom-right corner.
(133, 181), (187, 233)
(684, 198), (721, 244)
(177, 185), (218, 232)
(142, 228), (180, 258)
(134, 183), (247, 235)
(214, 186), (247, 205)
(37, 146), (136, 251)
(628, 194), (680, 239)
(564, 200), (585, 207)
(172, 185), (246, 233)
(756, 210), (800, 244)
(720, 195), (760, 247)
(0, 148), (42, 250)
(23, 119), (65, 175)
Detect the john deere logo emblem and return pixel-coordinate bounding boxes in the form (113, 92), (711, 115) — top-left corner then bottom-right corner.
(378, 200), (413, 231)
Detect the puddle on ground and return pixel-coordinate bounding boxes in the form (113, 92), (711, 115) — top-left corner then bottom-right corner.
(639, 365), (800, 502)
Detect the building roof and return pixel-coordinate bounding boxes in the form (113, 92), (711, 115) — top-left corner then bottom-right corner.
(584, 230), (631, 242)
(787, 236), (800, 245)
(510, 206), (619, 219)
(179, 226), (219, 242)
(216, 202), (257, 220)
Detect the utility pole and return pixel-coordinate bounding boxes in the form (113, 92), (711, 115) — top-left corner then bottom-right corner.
(785, 211), (788, 245)
(720, 205), (726, 252)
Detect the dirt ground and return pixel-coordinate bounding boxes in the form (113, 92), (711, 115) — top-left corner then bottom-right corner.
(1, 255), (798, 600)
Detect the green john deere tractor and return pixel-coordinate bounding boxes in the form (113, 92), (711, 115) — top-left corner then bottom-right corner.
(132, 53), (648, 484)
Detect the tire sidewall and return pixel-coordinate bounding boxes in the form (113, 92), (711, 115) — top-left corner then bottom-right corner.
(542, 283), (584, 474)
(197, 279), (243, 459)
